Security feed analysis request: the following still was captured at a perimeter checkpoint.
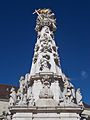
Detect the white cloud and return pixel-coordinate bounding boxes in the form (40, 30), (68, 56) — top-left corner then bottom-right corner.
(81, 70), (88, 79)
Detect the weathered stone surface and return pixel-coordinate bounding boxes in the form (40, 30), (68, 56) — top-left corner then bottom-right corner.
(8, 8), (84, 120)
(10, 106), (83, 120)
(12, 113), (32, 120)
(0, 100), (9, 115)
(36, 98), (58, 107)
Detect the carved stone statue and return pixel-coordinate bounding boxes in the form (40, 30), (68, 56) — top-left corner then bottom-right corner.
(17, 76), (27, 105)
(19, 76), (26, 93)
(39, 80), (54, 99)
(33, 9), (56, 31)
(17, 88), (21, 101)
(62, 80), (76, 105)
(76, 88), (83, 106)
(22, 94), (27, 105)
(39, 57), (51, 71)
(28, 94), (35, 106)
(27, 86), (32, 100)
(9, 87), (17, 106)
(25, 73), (30, 86)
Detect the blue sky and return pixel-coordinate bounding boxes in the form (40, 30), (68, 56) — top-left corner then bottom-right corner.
(0, 0), (90, 104)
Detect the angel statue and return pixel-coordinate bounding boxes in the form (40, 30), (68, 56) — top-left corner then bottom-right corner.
(76, 88), (83, 106)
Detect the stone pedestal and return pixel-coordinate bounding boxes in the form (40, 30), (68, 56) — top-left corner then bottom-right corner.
(11, 113), (81, 120)
(12, 113), (32, 120)
(10, 106), (83, 120)
(33, 113), (60, 120)
(59, 113), (80, 120)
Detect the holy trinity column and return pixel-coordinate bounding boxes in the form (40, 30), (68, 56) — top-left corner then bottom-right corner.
(9, 9), (83, 109)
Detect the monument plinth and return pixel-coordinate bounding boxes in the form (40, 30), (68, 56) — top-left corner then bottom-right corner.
(9, 9), (84, 120)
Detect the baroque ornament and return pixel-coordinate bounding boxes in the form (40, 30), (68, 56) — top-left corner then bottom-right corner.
(8, 9), (84, 120)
